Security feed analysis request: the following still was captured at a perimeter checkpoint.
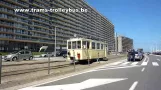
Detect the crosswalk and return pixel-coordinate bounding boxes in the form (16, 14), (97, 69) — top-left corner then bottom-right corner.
(152, 62), (159, 66)
(94, 58), (161, 71)
(106, 58), (160, 67)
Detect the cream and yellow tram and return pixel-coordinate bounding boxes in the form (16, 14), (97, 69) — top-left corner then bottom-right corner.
(67, 38), (108, 63)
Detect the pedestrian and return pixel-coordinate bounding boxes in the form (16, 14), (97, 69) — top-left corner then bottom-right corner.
(127, 49), (132, 61)
(132, 49), (135, 62)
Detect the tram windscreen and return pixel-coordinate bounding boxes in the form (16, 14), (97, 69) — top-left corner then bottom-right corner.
(83, 41), (90, 49)
(72, 41), (76, 49)
(68, 42), (71, 49)
(77, 41), (81, 49)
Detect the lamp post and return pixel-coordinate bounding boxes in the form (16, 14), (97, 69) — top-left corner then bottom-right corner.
(115, 32), (118, 55)
(54, 26), (57, 57)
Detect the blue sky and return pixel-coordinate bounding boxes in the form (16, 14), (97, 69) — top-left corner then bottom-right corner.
(86, 0), (161, 52)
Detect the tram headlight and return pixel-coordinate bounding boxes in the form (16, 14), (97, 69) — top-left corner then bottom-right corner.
(68, 52), (70, 56)
(77, 53), (80, 59)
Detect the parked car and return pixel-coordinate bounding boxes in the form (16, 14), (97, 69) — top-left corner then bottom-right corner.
(40, 52), (55, 57)
(56, 50), (67, 56)
(4, 50), (33, 61)
(135, 51), (144, 61)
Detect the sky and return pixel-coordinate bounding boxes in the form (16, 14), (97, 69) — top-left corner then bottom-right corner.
(86, 0), (161, 52)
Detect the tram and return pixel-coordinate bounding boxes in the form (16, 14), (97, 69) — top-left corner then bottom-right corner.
(67, 38), (108, 63)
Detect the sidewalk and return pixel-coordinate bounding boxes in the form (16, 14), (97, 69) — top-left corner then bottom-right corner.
(0, 55), (126, 90)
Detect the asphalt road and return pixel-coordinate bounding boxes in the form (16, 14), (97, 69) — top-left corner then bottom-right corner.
(20, 54), (161, 90)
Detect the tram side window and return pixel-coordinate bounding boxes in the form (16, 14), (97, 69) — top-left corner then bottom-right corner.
(101, 44), (103, 49)
(97, 43), (100, 49)
(92, 42), (95, 49)
(77, 41), (81, 49)
(68, 42), (71, 49)
(72, 41), (76, 49)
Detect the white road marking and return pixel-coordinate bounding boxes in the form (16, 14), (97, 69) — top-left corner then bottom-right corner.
(141, 58), (149, 66)
(121, 62), (130, 65)
(108, 61), (124, 66)
(131, 62), (139, 65)
(152, 62), (159, 66)
(157, 59), (160, 61)
(94, 65), (142, 71)
(141, 68), (145, 72)
(20, 78), (127, 90)
(129, 81), (138, 90)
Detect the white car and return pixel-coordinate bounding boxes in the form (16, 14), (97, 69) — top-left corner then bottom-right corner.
(40, 52), (55, 57)
(135, 52), (143, 61)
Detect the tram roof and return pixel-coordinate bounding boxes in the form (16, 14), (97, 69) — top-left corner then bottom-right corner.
(67, 38), (106, 43)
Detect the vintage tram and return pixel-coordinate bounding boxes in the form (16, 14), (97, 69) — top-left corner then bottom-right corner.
(67, 38), (108, 63)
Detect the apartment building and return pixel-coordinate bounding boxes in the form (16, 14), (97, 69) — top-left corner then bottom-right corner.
(116, 35), (133, 53)
(0, 0), (114, 52)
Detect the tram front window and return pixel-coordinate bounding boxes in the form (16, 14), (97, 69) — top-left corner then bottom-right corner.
(72, 41), (76, 49)
(77, 41), (81, 49)
(68, 42), (71, 49)
(82, 41), (90, 49)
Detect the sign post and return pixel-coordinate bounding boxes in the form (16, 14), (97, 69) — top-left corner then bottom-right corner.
(48, 53), (50, 74)
(97, 52), (100, 63)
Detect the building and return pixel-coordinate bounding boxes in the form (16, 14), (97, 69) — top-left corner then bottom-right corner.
(0, 0), (114, 52)
(116, 35), (133, 53)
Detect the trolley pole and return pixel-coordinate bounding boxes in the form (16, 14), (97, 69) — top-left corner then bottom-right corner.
(0, 53), (2, 84)
(48, 53), (50, 74)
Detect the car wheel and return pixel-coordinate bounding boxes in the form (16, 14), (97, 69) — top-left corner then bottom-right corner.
(12, 57), (17, 61)
(29, 56), (33, 60)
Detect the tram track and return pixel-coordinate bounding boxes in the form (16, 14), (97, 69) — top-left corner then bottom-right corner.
(2, 60), (66, 67)
(2, 63), (72, 77)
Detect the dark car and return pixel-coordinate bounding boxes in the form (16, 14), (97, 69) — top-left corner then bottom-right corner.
(56, 50), (67, 57)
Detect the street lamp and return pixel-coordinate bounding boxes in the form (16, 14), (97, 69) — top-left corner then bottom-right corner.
(115, 32), (118, 55)
(54, 26), (57, 57)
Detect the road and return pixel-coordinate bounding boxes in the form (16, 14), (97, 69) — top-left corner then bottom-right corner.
(20, 54), (161, 90)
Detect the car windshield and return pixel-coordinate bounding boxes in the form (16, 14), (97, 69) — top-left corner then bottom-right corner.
(10, 51), (19, 54)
